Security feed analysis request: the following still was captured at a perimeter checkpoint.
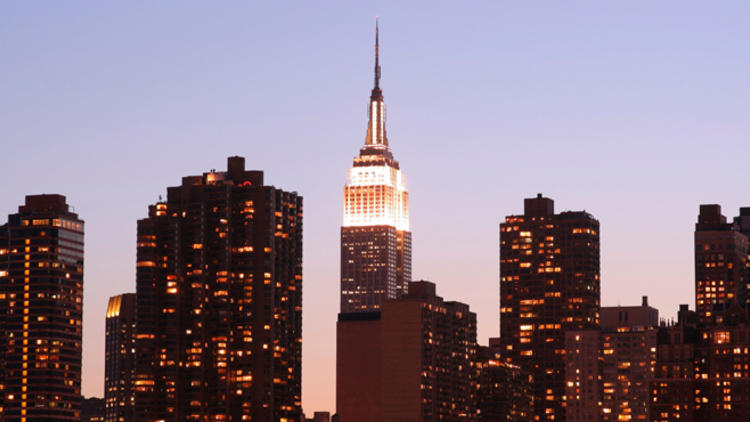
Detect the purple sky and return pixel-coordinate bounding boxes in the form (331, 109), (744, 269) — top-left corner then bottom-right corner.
(2, 1), (750, 414)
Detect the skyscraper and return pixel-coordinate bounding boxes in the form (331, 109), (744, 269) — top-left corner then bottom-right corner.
(499, 194), (600, 421)
(133, 156), (303, 422)
(340, 21), (411, 313)
(0, 194), (84, 421)
(105, 293), (136, 422)
(694, 204), (748, 324)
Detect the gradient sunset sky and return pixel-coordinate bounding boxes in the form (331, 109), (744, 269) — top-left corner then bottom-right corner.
(2, 1), (750, 414)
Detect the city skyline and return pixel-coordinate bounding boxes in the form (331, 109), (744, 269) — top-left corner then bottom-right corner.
(3, 2), (750, 414)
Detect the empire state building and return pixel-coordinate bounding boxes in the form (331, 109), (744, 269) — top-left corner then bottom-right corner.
(340, 22), (411, 313)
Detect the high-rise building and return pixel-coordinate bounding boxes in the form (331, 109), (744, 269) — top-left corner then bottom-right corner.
(734, 207), (750, 311)
(650, 303), (750, 421)
(695, 204), (748, 324)
(82, 397), (105, 422)
(564, 330), (601, 422)
(0, 194), (84, 421)
(647, 203), (750, 420)
(340, 21), (411, 314)
(105, 293), (136, 422)
(499, 194), (600, 421)
(694, 320), (750, 420)
(649, 204), (750, 421)
(133, 157), (303, 422)
(0, 224), (5, 420)
(564, 297), (659, 422)
(476, 339), (533, 421)
(337, 281), (477, 421)
(599, 297), (658, 422)
(650, 305), (700, 422)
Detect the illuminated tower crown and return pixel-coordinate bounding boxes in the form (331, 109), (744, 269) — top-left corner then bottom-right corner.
(343, 19), (409, 232)
(339, 20), (412, 314)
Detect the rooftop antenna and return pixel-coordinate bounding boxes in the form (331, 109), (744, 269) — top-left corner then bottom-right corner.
(374, 17), (380, 90)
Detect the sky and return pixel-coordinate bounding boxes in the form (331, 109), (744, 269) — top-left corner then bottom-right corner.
(1, 0), (750, 414)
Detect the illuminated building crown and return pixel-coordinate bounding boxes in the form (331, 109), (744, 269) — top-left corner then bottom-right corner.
(343, 20), (409, 231)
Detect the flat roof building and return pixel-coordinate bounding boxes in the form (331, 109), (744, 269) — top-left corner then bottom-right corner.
(695, 205), (748, 324)
(134, 157), (303, 421)
(105, 293), (136, 422)
(0, 194), (84, 421)
(499, 194), (600, 421)
(337, 281), (477, 421)
(600, 297), (658, 422)
(476, 339), (533, 421)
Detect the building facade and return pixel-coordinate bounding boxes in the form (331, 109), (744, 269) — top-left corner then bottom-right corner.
(599, 298), (658, 422)
(648, 204), (750, 421)
(82, 397), (105, 422)
(340, 22), (411, 314)
(734, 207), (750, 312)
(650, 304), (750, 421)
(337, 281), (477, 421)
(650, 306), (700, 422)
(694, 321), (750, 419)
(336, 311), (381, 422)
(564, 297), (659, 422)
(105, 293), (136, 422)
(564, 330), (601, 422)
(133, 156), (303, 421)
(476, 339), (533, 422)
(499, 194), (600, 421)
(0, 194), (84, 421)
(695, 204), (748, 324)
(304, 411), (331, 422)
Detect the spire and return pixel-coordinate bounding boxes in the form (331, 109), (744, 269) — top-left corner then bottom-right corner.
(365, 17), (387, 147)
(374, 17), (380, 90)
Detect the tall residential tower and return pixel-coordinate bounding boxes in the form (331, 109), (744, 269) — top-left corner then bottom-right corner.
(0, 194), (84, 421)
(133, 157), (303, 422)
(105, 293), (136, 422)
(499, 194), (600, 421)
(340, 21), (411, 313)
(695, 204), (748, 324)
